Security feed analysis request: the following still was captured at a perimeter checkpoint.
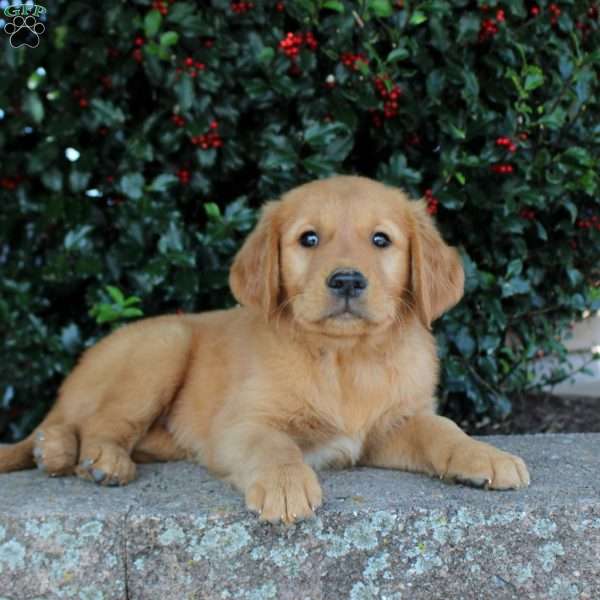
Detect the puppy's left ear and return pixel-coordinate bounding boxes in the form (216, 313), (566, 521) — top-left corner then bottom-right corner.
(410, 201), (464, 328)
(229, 202), (281, 320)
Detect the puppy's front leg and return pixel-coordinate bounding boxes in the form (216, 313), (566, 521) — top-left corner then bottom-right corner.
(213, 424), (322, 524)
(362, 414), (529, 490)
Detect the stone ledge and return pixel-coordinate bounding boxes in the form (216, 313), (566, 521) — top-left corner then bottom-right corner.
(1, 434), (599, 599)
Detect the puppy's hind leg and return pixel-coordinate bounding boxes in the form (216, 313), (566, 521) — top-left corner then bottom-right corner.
(56, 318), (195, 486)
(75, 388), (178, 487)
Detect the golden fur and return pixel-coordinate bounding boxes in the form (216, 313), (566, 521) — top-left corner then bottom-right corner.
(0, 176), (529, 523)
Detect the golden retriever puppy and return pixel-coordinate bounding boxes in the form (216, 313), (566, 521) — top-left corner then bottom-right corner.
(0, 176), (529, 523)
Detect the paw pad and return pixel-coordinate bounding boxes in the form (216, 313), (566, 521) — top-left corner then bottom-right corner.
(4, 15), (45, 48)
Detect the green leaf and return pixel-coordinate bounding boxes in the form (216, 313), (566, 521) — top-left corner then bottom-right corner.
(166, 2), (196, 24)
(175, 76), (194, 111)
(426, 70), (445, 102)
(123, 296), (142, 307)
(447, 123), (466, 140)
(60, 323), (81, 353)
(149, 174), (179, 192)
(538, 107), (566, 130)
(368, 0), (393, 17)
(24, 93), (44, 124)
(158, 222), (184, 253)
(566, 268), (583, 287)
(563, 147), (592, 167)
(205, 203), (221, 219)
(506, 259), (523, 278)
(258, 47), (275, 64)
(106, 285), (125, 304)
(41, 169), (63, 192)
(409, 10), (427, 25)
(90, 99), (125, 126)
(160, 31), (179, 47)
(302, 156), (337, 176)
(457, 14), (480, 43)
(523, 66), (544, 92)
(322, 0), (345, 12)
(64, 225), (93, 251)
(501, 276), (531, 297)
(144, 9), (162, 37)
(69, 170), (91, 193)
(535, 221), (548, 241)
(119, 173), (145, 200)
(387, 47), (409, 62)
(379, 153), (423, 186)
(454, 327), (476, 357)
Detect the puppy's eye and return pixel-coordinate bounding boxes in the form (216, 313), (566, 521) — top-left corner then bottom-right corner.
(299, 231), (319, 248)
(372, 232), (391, 248)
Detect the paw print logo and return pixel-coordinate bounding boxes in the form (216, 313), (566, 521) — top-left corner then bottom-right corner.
(4, 15), (45, 48)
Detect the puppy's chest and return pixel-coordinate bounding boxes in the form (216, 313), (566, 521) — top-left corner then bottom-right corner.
(303, 433), (364, 470)
(294, 353), (399, 470)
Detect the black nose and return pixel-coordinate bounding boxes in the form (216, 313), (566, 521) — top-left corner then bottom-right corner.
(326, 269), (368, 298)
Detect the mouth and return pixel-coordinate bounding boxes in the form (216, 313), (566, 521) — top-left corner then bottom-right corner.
(320, 300), (368, 322)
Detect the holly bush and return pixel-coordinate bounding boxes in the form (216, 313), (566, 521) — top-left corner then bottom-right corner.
(1, 0), (599, 441)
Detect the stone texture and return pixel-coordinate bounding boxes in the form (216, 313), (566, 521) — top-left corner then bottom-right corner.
(1, 434), (599, 599)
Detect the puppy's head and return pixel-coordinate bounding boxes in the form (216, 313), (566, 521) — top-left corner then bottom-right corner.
(230, 176), (464, 337)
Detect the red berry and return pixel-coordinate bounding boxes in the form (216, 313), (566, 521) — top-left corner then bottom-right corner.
(134, 36), (145, 47)
(184, 57), (194, 67)
(178, 169), (190, 184)
(133, 48), (143, 63)
(530, 5), (540, 16)
(496, 9), (505, 22)
(276, 2), (285, 11)
(79, 98), (89, 108)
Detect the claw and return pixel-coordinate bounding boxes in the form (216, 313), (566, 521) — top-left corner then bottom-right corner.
(91, 468), (106, 482)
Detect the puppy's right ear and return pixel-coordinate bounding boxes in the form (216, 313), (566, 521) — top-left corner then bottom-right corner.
(229, 202), (281, 320)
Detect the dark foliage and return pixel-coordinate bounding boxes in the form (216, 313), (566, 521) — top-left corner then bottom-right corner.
(1, 0), (599, 440)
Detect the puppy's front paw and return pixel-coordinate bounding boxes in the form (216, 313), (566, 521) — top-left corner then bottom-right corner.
(245, 463), (322, 524)
(444, 440), (530, 490)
